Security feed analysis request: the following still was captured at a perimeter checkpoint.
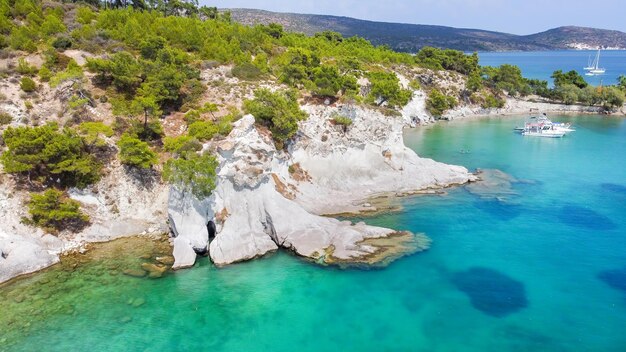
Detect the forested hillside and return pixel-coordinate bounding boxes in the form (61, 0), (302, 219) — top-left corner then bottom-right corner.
(0, 0), (624, 233)
(229, 9), (626, 52)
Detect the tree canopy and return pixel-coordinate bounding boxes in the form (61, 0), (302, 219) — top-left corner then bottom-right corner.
(162, 152), (218, 199)
(117, 133), (157, 169)
(1, 123), (101, 188)
(243, 89), (307, 146)
(551, 70), (588, 89)
(24, 189), (89, 232)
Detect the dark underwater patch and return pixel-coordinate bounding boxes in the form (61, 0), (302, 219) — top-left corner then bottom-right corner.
(598, 267), (626, 293)
(601, 183), (626, 195)
(473, 200), (522, 221)
(452, 267), (528, 318)
(558, 205), (617, 231)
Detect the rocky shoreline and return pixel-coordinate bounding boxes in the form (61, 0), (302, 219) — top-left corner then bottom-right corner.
(442, 97), (625, 121)
(4, 93), (617, 284)
(168, 104), (476, 269)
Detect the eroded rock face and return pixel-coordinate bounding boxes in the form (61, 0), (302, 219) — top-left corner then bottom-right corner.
(167, 187), (212, 268)
(169, 108), (475, 267)
(293, 104), (475, 215)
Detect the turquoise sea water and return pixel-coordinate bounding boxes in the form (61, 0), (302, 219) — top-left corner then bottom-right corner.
(478, 50), (626, 86)
(2, 115), (626, 351)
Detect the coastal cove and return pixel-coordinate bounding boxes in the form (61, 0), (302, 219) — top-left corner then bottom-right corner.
(478, 50), (626, 86)
(2, 114), (625, 351)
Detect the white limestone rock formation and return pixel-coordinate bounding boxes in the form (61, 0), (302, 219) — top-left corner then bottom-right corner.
(167, 187), (212, 269)
(292, 104), (475, 215)
(0, 230), (62, 283)
(169, 107), (475, 267)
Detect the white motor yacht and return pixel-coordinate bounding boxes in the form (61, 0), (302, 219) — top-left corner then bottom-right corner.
(514, 115), (575, 134)
(522, 123), (566, 138)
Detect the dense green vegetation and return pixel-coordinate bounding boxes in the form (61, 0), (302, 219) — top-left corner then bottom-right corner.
(0, 0), (624, 232)
(426, 89), (457, 117)
(163, 152), (218, 198)
(366, 71), (411, 108)
(547, 70), (624, 109)
(24, 189), (89, 232)
(243, 89), (307, 147)
(416, 47), (479, 75)
(1, 123), (101, 188)
(117, 134), (158, 169)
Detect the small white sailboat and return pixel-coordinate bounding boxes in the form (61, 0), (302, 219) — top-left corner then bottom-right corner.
(584, 54), (594, 71)
(585, 49), (606, 76)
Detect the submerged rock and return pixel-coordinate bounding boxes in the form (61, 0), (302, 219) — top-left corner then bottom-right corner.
(473, 200), (523, 221)
(155, 256), (175, 266)
(598, 267), (626, 293)
(140, 263), (168, 278)
(129, 297), (145, 307)
(122, 269), (147, 278)
(558, 205), (617, 231)
(452, 267), (528, 317)
(466, 169), (521, 202)
(600, 183), (626, 195)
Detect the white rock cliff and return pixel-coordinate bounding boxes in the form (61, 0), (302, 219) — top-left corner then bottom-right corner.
(168, 105), (475, 267)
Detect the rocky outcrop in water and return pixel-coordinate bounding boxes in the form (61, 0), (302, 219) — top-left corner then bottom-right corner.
(0, 230), (61, 283)
(168, 106), (475, 267)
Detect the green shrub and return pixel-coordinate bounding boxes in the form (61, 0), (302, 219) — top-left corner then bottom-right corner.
(554, 84), (580, 105)
(231, 62), (262, 80)
(163, 135), (202, 155)
(16, 58), (37, 75)
(426, 89), (457, 117)
(24, 189), (89, 232)
(20, 76), (37, 92)
(481, 93), (505, 109)
(310, 65), (342, 97)
(188, 120), (219, 141)
(0, 111), (12, 125)
(243, 89), (307, 146)
(38, 66), (52, 82)
(76, 6), (97, 25)
(117, 133), (157, 169)
(366, 71), (412, 108)
(52, 37), (72, 50)
(184, 109), (202, 125)
(332, 113), (352, 127)
(482, 65), (531, 97)
(41, 13), (66, 36)
(163, 152), (218, 199)
(598, 86), (625, 110)
(77, 121), (113, 148)
(49, 59), (83, 88)
(128, 118), (164, 142)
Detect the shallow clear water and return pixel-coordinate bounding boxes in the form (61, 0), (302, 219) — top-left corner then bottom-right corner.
(478, 50), (626, 87)
(2, 115), (626, 351)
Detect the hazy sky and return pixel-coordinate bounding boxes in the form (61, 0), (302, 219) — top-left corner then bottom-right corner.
(205, 0), (625, 35)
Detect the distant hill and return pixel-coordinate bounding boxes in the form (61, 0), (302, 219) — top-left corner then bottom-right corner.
(228, 9), (626, 52)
